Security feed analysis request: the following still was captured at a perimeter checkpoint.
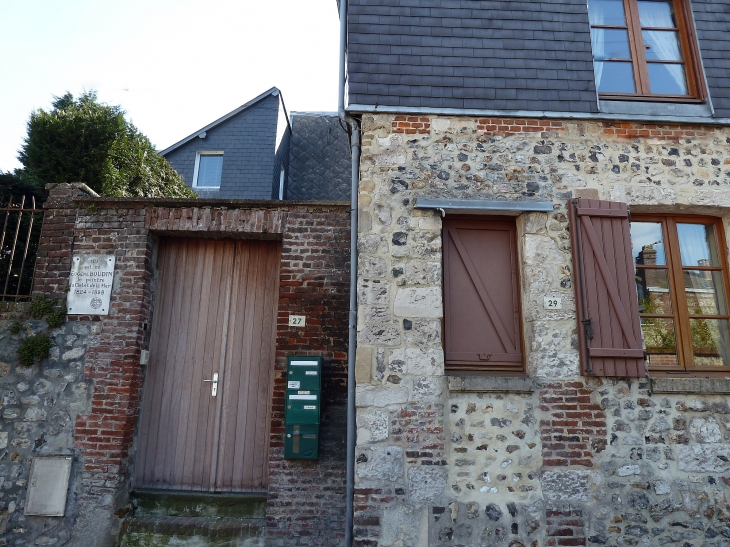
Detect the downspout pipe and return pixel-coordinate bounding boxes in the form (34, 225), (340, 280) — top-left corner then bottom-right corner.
(338, 1), (359, 546)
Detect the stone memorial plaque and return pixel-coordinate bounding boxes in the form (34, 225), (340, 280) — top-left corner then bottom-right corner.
(67, 255), (116, 315)
(25, 456), (72, 516)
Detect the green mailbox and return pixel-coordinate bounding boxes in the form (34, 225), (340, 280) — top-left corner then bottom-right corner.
(285, 391), (320, 425)
(285, 356), (322, 459)
(286, 356), (322, 391)
(284, 425), (319, 460)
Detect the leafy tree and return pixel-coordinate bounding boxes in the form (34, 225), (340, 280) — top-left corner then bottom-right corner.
(17, 91), (195, 198)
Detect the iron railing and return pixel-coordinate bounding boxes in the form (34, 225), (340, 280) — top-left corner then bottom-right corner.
(0, 196), (43, 301)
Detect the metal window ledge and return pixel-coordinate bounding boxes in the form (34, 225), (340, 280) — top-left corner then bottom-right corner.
(415, 198), (553, 216)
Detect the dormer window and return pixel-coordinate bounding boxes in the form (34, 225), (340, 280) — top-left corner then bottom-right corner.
(588, 0), (705, 101)
(193, 151), (223, 189)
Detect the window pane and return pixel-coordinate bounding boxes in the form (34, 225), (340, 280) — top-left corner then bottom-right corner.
(647, 63), (688, 95)
(589, 0), (628, 26)
(684, 270), (728, 316)
(631, 222), (667, 266)
(641, 317), (678, 366)
(197, 155), (223, 187)
(677, 223), (720, 266)
(690, 319), (730, 367)
(593, 29), (632, 60)
(636, 269), (672, 314)
(638, 0), (676, 28)
(594, 62), (636, 93)
(643, 31), (682, 61)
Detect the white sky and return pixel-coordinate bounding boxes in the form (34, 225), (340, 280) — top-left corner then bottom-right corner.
(0, 0), (341, 172)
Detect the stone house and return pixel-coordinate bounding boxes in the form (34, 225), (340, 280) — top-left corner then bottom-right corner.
(342, 0), (730, 546)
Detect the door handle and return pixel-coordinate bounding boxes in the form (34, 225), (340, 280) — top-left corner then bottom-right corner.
(203, 372), (218, 397)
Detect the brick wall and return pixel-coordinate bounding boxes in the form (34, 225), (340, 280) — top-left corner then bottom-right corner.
(30, 184), (350, 546)
(265, 209), (350, 546)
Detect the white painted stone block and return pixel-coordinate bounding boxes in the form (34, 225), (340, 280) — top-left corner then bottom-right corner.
(405, 348), (444, 376)
(394, 287), (442, 318)
(356, 385), (409, 408)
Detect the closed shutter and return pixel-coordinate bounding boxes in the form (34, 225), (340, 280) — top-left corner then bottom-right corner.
(569, 199), (646, 377)
(443, 218), (523, 371)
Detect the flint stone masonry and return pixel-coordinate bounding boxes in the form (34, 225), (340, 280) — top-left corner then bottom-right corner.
(354, 114), (730, 547)
(0, 317), (92, 547)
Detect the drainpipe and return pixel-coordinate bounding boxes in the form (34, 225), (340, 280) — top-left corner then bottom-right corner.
(338, 1), (360, 546)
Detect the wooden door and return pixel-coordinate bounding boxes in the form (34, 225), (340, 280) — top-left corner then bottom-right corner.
(135, 238), (280, 492)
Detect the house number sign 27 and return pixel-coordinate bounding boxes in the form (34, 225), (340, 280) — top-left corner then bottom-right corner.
(67, 255), (116, 315)
(288, 315), (306, 327)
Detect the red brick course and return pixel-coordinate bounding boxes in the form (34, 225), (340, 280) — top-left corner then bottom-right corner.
(540, 381), (607, 468)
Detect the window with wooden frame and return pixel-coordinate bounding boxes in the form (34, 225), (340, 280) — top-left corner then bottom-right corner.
(443, 218), (524, 373)
(631, 215), (730, 375)
(587, 0), (705, 101)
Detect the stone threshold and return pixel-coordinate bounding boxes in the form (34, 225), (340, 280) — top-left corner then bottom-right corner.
(448, 375), (535, 393)
(131, 489), (267, 519)
(650, 376), (730, 394)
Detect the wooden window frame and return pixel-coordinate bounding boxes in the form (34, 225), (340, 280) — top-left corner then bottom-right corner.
(632, 214), (730, 376)
(442, 216), (525, 375)
(590, 0), (706, 102)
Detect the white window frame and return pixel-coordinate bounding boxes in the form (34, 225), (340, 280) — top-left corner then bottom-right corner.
(192, 151), (224, 189)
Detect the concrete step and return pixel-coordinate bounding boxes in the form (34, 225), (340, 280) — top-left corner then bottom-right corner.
(117, 490), (266, 547)
(131, 489), (267, 519)
(119, 516), (264, 545)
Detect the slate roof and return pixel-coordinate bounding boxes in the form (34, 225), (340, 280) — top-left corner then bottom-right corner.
(276, 113), (351, 201)
(346, 0), (730, 118)
(347, 0), (599, 113)
(692, 0), (730, 118)
(160, 87), (280, 155)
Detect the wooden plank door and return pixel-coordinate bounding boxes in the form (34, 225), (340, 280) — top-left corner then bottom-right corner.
(135, 238), (280, 492)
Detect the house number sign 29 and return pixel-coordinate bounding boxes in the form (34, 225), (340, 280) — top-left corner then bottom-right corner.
(67, 255), (116, 315)
(544, 297), (563, 310)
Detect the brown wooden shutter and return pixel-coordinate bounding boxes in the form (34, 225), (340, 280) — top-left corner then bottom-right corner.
(569, 199), (646, 377)
(443, 218), (523, 372)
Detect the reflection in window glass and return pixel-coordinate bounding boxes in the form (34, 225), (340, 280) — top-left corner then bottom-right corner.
(647, 64), (687, 95)
(643, 31), (683, 61)
(677, 223), (719, 266)
(595, 62), (636, 93)
(638, 0), (676, 28)
(589, 0), (627, 26)
(684, 271), (728, 316)
(594, 29), (632, 60)
(641, 317), (678, 367)
(197, 154), (223, 187)
(636, 269), (672, 314)
(690, 319), (730, 367)
(631, 222), (666, 265)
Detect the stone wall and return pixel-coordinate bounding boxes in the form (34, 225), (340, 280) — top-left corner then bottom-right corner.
(354, 114), (730, 546)
(0, 315), (94, 546)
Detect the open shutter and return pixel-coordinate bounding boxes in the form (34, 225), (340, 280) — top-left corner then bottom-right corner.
(569, 199), (645, 377)
(443, 218), (523, 371)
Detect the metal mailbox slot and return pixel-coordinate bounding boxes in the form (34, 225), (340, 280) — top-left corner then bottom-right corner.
(286, 356), (322, 391)
(284, 424), (319, 460)
(285, 392), (320, 425)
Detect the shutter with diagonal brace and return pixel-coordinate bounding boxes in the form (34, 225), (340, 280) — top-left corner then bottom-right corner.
(443, 218), (523, 372)
(569, 199), (646, 377)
